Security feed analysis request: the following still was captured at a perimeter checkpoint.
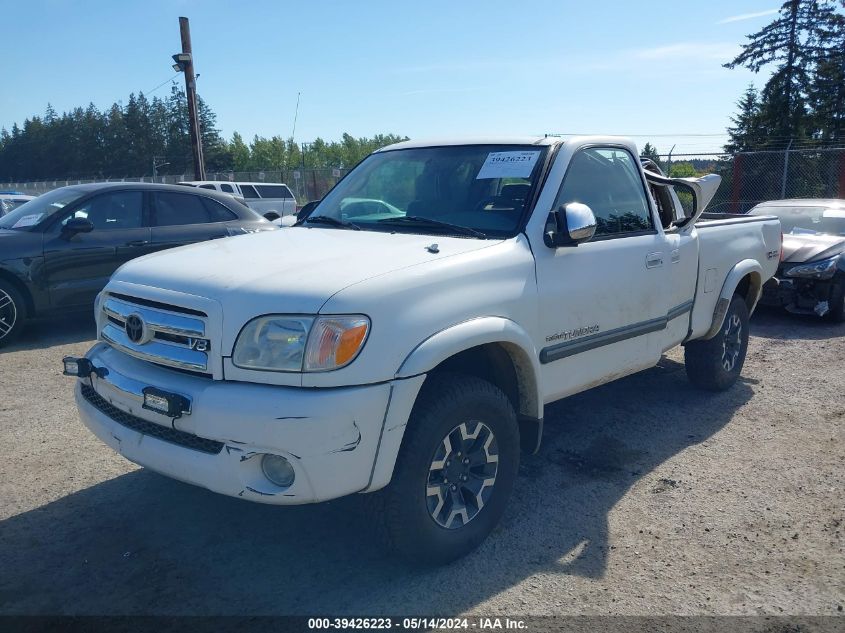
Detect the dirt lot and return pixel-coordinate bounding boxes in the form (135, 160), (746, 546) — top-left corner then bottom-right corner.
(0, 309), (842, 616)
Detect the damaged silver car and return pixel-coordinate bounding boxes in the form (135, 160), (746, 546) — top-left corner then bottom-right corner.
(753, 199), (845, 322)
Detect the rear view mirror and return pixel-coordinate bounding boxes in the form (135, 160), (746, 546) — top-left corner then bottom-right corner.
(62, 217), (94, 235)
(544, 203), (597, 247)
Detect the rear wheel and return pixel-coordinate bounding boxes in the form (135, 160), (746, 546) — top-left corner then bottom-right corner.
(0, 280), (25, 348)
(685, 294), (749, 391)
(372, 373), (520, 565)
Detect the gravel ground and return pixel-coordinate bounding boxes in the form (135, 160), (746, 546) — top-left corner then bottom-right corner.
(0, 309), (842, 616)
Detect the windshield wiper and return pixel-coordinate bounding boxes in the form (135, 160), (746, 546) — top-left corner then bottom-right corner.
(305, 215), (361, 231)
(377, 215), (487, 239)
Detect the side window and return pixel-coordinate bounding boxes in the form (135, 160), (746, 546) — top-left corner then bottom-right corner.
(152, 192), (215, 226)
(200, 197), (238, 222)
(63, 191), (143, 230)
(554, 148), (654, 237)
(220, 184), (234, 193)
(254, 184), (292, 199)
(239, 184), (260, 199)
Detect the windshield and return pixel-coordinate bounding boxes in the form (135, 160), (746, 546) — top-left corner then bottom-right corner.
(0, 188), (86, 230)
(751, 205), (845, 237)
(306, 144), (547, 238)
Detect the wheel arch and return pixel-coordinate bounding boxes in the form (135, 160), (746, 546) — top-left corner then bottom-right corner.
(396, 317), (542, 423)
(703, 260), (762, 340)
(0, 267), (34, 318)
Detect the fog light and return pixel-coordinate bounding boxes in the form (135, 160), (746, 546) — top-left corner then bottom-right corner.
(63, 356), (93, 377)
(142, 387), (191, 418)
(261, 454), (295, 488)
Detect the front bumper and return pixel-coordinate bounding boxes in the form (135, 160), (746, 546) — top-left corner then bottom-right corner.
(761, 275), (837, 316)
(73, 343), (424, 505)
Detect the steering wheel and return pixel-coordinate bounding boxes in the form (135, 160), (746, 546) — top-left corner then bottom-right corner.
(474, 196), (502, 212)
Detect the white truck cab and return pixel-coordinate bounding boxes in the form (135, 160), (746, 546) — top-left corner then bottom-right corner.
(68, 136), (781, 564)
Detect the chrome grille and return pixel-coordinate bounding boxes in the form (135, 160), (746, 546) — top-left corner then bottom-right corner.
(100, 294), (211, 372)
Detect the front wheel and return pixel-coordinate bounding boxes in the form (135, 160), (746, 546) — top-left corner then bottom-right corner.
(685, 294), (750, 391)
(372, 373), (520, 566)
(0, 280), (25, 348)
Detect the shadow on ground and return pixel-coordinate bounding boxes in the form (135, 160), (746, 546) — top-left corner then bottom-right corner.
(750, 305), (845, 341)
(0, 357), (752, 615)
(0, 312), (96, 353)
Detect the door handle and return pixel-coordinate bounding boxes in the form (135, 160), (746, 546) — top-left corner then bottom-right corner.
(124, 240), (150, 247)
(646, 252), (664, 268)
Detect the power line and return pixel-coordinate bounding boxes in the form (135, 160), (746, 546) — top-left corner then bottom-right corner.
(145, 73), (180, 96)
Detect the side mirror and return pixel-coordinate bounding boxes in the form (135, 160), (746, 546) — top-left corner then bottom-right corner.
(279, 215), (297, 227)
(544, 203), (596, 248)
(62, 217), (94, 236)
(263, 211), (281, 222)
(297, 200), (320, 222)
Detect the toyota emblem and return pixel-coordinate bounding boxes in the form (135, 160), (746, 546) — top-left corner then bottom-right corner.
(125, 314), (146, 344)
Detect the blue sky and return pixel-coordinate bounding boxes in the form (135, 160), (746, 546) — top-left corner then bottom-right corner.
(0, 1), (781, 156)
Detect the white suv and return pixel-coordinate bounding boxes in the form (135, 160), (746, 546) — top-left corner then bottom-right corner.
(0, 192), (35, 216)
(180, 181), (297, 220)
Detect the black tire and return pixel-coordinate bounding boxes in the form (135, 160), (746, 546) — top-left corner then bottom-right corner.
(0, 280), (26, 348)
(371, 372), (520, 566)
(827, 277), (845, 323)
(685, 294), (749, 391)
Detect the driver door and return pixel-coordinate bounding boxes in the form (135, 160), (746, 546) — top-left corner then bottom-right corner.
(533, 146), (671, 402)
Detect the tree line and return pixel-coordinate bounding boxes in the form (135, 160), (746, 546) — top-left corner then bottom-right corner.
(0, 83), (407, 182)
(724, 0), (844, 152)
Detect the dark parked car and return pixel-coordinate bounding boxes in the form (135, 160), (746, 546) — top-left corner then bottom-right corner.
(752, 198), (845, 322)
(0, 183), (277, 346)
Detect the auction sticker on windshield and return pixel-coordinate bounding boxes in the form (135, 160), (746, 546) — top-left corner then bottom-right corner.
(476, 151), (540, 179)
(12, 214), (42, 228)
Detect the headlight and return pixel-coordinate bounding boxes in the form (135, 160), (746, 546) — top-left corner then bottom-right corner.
(784, 256), (839, 280)
(233, 316), (313, 371)
(232, 314), (369, 372)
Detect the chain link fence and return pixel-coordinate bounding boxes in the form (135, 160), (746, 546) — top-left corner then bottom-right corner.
(4, 148), (843, 212)
(0, 168), (351, 204)
(658, 147), (845, 214)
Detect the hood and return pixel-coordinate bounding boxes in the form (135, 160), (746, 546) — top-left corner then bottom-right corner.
(111, 227), (500, 317)
(781, 232), (845, 263)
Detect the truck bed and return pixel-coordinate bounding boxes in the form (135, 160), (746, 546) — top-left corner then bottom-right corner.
(696, 212), (772, 226)
(687, 213), (782, 340)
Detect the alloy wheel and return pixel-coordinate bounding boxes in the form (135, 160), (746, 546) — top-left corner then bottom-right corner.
(721, 313), (742, 371)
(426, 420), (499, 529)
(0, 289), (17, 341)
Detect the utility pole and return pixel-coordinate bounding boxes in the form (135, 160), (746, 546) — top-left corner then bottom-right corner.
(781, 139), (793, 199)
(173, 17), (205, 180)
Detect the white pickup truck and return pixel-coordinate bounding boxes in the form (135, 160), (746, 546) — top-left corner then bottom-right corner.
(66, 137), (781, 564)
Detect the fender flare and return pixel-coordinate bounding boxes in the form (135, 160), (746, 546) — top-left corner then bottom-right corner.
(0, 266), (35, 317)
(703, 259), (763, 340)
(396, 316), (543, 420)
